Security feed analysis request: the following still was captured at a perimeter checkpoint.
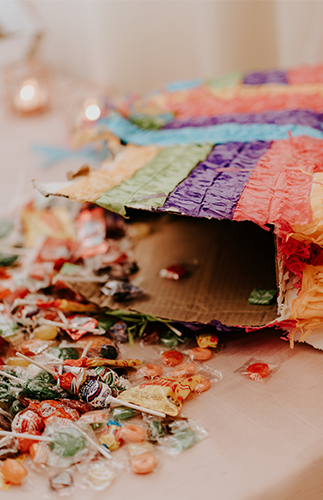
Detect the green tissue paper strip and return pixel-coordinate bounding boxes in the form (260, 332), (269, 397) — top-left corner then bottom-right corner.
(95, 143), (213, 216)
(248, 289), (277, 305)
(208, 72), (242, 89)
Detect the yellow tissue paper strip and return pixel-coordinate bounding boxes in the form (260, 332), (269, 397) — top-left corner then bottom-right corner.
(290, 264), (323, 340)
(291, 172), (323, 247)
(57, 144), (161, 203)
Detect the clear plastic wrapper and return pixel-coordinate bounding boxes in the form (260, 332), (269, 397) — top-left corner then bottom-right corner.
(49, 470), (74, 496)
(81, 457), (126, 491)
(101, 281), (144, 302)
(235, 357), (280, 382)
(79, 409), (110, 431)
(158, 417), (208, 456)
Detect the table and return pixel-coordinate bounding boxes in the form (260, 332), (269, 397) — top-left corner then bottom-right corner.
(1, 78), (323, 500)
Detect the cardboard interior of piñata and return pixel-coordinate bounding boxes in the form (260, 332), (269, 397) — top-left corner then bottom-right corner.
(70, 214), (278, 327)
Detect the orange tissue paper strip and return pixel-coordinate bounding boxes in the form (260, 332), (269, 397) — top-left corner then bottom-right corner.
(233, 136), (323, 227)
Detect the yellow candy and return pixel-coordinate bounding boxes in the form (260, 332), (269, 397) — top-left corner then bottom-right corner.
(4, 332), (25, 346)
(33, 325), (58, 340)
(7, 357), (30, 367)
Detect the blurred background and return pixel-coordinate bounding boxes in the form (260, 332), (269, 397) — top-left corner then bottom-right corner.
(1, 0), (323, 94)
(0, 0), (322, 214)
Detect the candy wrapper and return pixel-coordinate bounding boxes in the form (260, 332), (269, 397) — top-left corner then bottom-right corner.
(195, 333), (219, 349)
(76, 207), (109, 259)
(235, 357), (280, 382)
(30, 426), (94, 469)
(62, 315), (101, 341)
(158, 417), (208, 456)
(101, 281), (144, 301)
(99, 418), (123, 451)
(63, 357), (142, 369)
(116, 375), (201, 417)
(80, 409), (109, 431)
(49, 470), (74, 494)
(81, 457), (126, 491)
(159, 264), (187, 280)
(26, 400), (80, 426)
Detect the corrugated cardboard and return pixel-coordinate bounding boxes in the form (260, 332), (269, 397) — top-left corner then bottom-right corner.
(71, 215), (277, 326)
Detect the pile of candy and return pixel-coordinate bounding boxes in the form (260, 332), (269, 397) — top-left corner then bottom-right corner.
(0, 196), (224, 494)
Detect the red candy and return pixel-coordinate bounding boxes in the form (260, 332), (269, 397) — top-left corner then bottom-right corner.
(27, 400), (80, 425)
(246, 362), (270, 380)
(12, 410), (44, 434)
(159, 264), (186, 280)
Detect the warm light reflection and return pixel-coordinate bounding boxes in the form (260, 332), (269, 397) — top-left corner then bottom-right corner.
(85, 103), (101, 121)
(20, 84), (36, 101)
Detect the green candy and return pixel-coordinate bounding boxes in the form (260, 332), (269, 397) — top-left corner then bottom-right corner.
(159, 330), (179, 349)
(100, 345), (118, 360)
(23, 370), (67, 401)
(147, 420), (165, 442)
(48, 347), (79, 361)
(0, 254), (18, 267)
(248, 289), (277, 305)
(171, 427), (199, 453)
(111, 406), (138, 421)
(0, 383), (15, 406)
(59, 348), (79, 361)
(50, 428), (87, 457)
(10, 400), (25, 417)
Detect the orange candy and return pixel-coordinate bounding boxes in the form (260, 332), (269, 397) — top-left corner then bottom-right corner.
(194, 375), (211, 393)
(1, 459), (28, 485)
(160, 350), (183, 367)
(17, 431), (41, 453)
(120, 424), (146, 442)
(170, 362), (198, 379)
(189, 347), (212, 361)
(139, 363), (163, 379)
(131, 453), (157, 474)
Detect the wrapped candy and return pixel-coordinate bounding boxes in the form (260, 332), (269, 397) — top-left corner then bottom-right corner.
(63, 356), (142, 369)
(99, 419), (122, 451)
(116, 376), (202, 417)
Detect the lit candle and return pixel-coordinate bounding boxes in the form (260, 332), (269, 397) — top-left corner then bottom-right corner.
(14, 78), (49, 114)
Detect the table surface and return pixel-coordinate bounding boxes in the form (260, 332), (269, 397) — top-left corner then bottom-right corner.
(1, 80), (323, 500)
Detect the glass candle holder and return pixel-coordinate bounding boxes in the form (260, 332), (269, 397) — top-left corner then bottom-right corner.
(3, 57), (52, 116)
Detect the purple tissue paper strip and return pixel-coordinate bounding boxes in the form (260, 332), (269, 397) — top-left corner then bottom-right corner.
(164, 109), (323, 131)
(243, 70), (288, 85)
(159, 141), (271, 220)
(176, 319), (240, 333)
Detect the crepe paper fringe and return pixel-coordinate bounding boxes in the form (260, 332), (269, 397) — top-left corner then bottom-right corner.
(165, 78), (204, 92)
(160, 141), (271, 219)
(163, 109), (323, 131)
(287, 65), (323, 85)
(286, 264), (323, 342)
(57, 145), (161, 203)
(243, 70), (288, 85)
(233, 135), (323, 227)
(290, 172), (323, 247)
(165, 86), (323, 119)
(208, 72), (243, 89)
(94, 143), (212, 216)
(99, 113), (323, 147)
